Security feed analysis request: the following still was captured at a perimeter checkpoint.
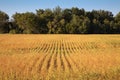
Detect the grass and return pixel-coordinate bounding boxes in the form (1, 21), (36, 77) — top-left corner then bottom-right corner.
(0, 34), (120, 80)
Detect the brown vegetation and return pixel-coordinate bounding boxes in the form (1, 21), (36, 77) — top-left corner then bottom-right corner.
(0, 34), (120, 80)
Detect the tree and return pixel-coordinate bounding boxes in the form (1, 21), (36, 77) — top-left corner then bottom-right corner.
(36, 9), (54, 33)
(114, 12), (120, 33)
(92, 19), (101, 33)
(47, 18), (65, 34)
(65, 15), (90, 34)
(79, 16), (90, 34)
(0, 11), (9, 33)
(8, 20), (21, 34)
(65, 15), (79, 34)
(0, 11), (9, 22)
(13, 12), (40, 34)
(0, 7), (120, 34)
(62, 9), (72, 23)
(53, 6), (62, 17)
(47, 6), (66, 34)
(71, 7), (80, 16)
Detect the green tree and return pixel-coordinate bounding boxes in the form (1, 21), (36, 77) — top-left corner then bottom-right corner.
(62, 9), (72, 23)
(101, 19), (110, 33)
(36, 9), (54, 33)
(71, 7), (80, 16)
(0, 7), (119, 34)
(47, 18), (65, 34)
(0, 11), (9, 33)
(13, 12), (40, 34)
(113, 12), (120, 33)
(65, 15), (90, 34)
(47, 6), (65, 34)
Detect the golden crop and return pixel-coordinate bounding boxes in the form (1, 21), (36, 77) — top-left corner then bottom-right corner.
(0, 34), (120, 80)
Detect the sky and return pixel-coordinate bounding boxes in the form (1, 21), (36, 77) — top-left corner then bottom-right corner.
(0, 0), (120, 18)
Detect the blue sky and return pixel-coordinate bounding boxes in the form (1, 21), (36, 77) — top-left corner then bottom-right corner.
(0, 0), (120, 18)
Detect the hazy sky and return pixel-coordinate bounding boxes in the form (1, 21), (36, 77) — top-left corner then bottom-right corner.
(0, 0), (120, 17)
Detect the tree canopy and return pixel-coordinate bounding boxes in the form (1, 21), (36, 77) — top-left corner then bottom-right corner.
(0, 11), (9, 33)
(0, 7), (120, 34)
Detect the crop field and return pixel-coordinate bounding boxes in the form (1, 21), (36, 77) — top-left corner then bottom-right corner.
(0, 34), (120, 80)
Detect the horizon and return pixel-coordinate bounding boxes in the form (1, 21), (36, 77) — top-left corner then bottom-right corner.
(0, 0), (120, 18)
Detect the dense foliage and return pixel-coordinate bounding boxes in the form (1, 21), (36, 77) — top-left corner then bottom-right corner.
(0, 7), (120, 34)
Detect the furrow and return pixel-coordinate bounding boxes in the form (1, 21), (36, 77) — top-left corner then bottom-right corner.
(37, 53), (48, 73)
(39, 42), (54, 73)
(60, 51), (65, 71)
(56, 50), (61, 71)
(61, 41), (71, 72)
(63, 42), (72, 71)
(67, 52), (80, 72)
(27, 55), (40, 73)
(65, 41), (78, 72)
(48, 42), (57, 72)
(59, 41), (65, 71)
(22, 54), (35, 74)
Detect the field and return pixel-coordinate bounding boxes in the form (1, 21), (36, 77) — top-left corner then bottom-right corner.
(0, 34), (120, 80)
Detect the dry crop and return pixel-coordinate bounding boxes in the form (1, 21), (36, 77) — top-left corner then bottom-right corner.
(0, 34), (120, 80)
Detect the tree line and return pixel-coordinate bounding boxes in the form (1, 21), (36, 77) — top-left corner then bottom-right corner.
(0, 6), (120, 34)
